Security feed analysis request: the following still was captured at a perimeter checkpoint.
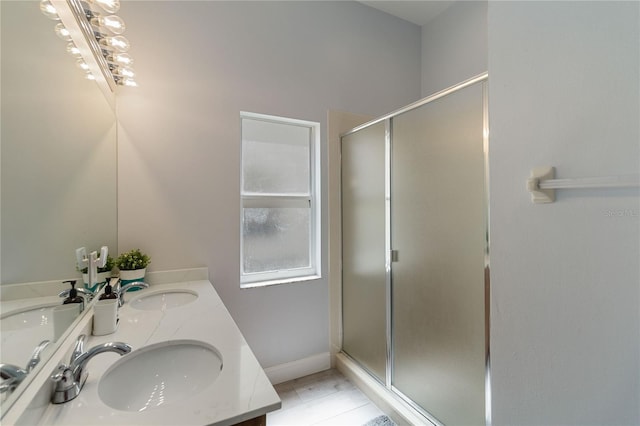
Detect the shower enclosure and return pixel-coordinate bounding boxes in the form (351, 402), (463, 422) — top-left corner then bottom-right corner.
(341, 74), (489, 425)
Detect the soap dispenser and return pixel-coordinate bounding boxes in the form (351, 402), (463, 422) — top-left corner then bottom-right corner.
(99, 277), (118, 300)
(93, 277), (119, 336)
(62, 280), (84, 312)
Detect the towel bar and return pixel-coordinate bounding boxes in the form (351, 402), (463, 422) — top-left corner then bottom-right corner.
(527, 166), (640, 203)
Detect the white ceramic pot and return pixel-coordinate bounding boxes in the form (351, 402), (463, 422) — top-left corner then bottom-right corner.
(119, 268), (146, 287)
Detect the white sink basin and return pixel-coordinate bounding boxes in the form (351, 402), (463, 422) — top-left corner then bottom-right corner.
(98, 340), (223, 412)
(1, 303), (58, 332)
(128, 289), (198, 311)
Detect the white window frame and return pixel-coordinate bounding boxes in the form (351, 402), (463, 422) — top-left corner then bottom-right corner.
(240, 111), (321, 288)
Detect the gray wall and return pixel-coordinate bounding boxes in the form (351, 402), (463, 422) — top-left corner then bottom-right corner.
(116, 1), (421, 369)
(488, 1), (639, 424)
(421, 0), (487, 97)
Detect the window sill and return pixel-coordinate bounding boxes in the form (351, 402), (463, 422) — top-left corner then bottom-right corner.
(240, 274), (322, 289)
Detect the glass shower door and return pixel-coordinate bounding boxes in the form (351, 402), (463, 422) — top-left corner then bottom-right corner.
(390, 83), (487, 425)
(341, 122), (387, 382)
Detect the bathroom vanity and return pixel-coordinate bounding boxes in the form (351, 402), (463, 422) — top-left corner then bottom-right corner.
(2, 268), (281, 425)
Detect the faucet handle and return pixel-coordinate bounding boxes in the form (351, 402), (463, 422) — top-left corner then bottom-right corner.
(51, 364), (73, 384)
(50, 364), (79, 403)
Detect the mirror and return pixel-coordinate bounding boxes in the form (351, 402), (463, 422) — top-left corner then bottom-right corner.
(0, 0), (117, 412)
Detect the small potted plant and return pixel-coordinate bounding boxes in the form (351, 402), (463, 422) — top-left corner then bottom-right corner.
(79, 254), (115, 293)
(116, 248), (151, 286)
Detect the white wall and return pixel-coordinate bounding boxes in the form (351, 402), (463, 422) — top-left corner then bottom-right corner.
(488, 2), (639, 424)
(421, 0), (487, 97)
(116, 1), (421, 369)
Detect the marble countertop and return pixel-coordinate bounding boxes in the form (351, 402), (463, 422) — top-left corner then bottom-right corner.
(34, 279), (281, 426)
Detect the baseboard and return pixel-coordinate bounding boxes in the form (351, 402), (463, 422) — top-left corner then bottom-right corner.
(336, 353), (434, 426)
(264, 352), (331, 385)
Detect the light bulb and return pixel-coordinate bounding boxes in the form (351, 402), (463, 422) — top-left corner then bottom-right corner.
(76, 59), (91, 71)
(54, 23), (72, 41)
(85, 72), (96, 81)
(117, 67), (135, 78)
(100, 35), (130, 52)
(91, 15), (126, 35)
(39, 0), (59, 20)
(66, 43), (82, 58)
(93, 0), (120, 14)
(121, 78), (137, 87)
(109, 53), (133, 67)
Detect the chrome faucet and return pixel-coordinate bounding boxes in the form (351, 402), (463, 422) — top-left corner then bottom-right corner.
(0, 340), (51, 394)
(0, 364), (27, 394)
(117, 281), (149, 307)
(58, 286), (95, 303)
(51, 334), (131, 404)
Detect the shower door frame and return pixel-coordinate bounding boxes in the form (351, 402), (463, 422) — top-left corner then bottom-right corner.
(340, 72), (490, 426)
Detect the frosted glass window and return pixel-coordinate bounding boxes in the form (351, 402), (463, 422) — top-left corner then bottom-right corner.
(242, 208), (310, 273)
(240, 112), (320, 287)
(242, 120), (310, 194)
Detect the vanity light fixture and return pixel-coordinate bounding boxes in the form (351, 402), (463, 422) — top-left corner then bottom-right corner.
(39, 0), (137, 87)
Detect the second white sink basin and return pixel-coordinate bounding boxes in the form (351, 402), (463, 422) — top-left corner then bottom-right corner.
(128, 289), (198, 311)
(98, 340), (223, 412)
(1, 302), (58, 332)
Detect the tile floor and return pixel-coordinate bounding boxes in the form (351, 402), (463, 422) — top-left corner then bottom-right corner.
(266, 369), (387, 425)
